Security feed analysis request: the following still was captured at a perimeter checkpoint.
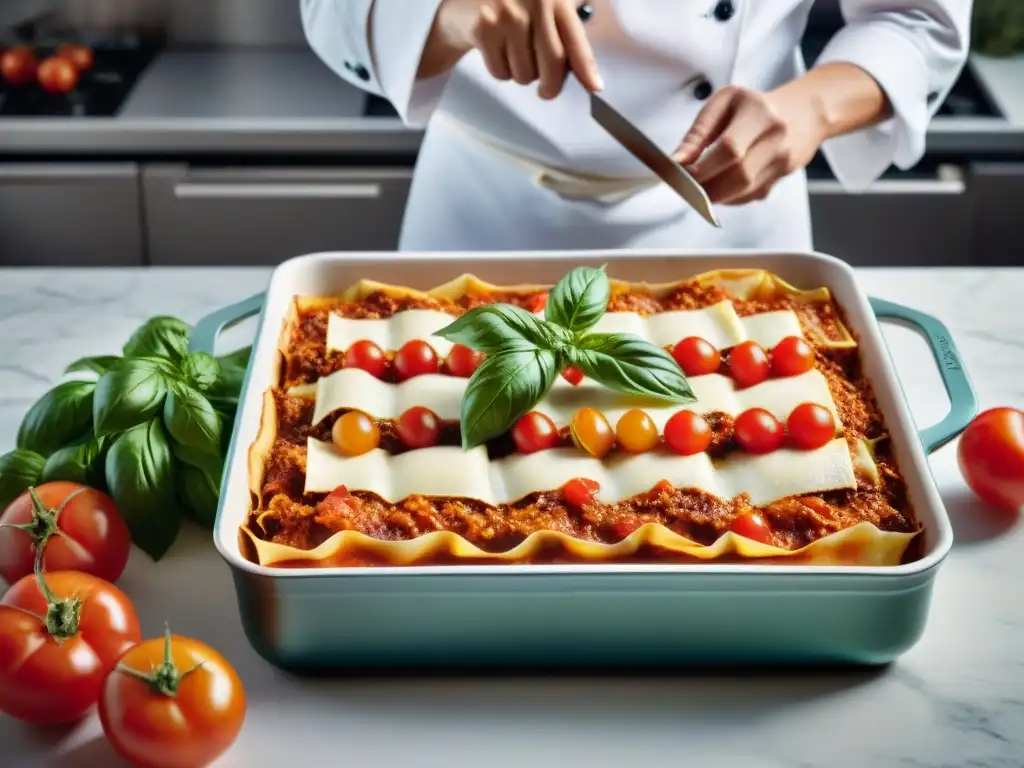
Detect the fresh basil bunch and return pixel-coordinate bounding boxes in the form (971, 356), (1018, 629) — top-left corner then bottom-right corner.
(435, 266), (696, 449)
(0, 316), (249, 560)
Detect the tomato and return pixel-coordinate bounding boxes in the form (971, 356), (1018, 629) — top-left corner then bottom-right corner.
(511, 411), (560, 454)
(524, 292), (548, 313)
(730, 512), (773, 545)
(331, 411), (381, 456)
(787, 403), (836, 450)
(672, 336), (721, 377)
(570, 407), (614, 458)
(99, 628), (246, 768)
(37, 55), (79, 94)
(957, 407), (1024, 513)
(0, 566), (141, 723)
(1, 46), (37, 86)
(615, 409), (659, 454)
(397, 406), (442, 449)
(728, 341), (770, 388)
(561, 366), (585, 386)
(393, 340), (439, 380)
(611, 519), (644, 539)
(0, 482), (131, 585)
(771, 336), (815, 378)
(57, 43), (94, 73)
(445, 343), (485, 378)
(663, 410), (712, 456)
(562, 478), (599, 509)
(733, 408), (783, 454)
(343, 339), (388, 379)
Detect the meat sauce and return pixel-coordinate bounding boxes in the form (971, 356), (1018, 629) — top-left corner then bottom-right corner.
(253, 280), (916, 564)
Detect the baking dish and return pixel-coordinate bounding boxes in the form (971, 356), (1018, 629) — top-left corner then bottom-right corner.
(191, 249), (977, 671)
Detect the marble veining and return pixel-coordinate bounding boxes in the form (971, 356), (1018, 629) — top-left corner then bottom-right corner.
(0, 266), (1021, 768)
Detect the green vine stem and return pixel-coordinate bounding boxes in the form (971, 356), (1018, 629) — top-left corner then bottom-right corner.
(116, 625), (205, 697)
(31, 542), (83, 641)
(0, 486), (84, 559)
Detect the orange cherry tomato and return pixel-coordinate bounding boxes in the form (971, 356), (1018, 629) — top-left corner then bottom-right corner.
(671, 336), (721, 377)
(397, 406), (442, 449)
(1, 45), (38, 86)
(730, 512), (773, 545)
(733, 408), (783, 454)
(57, 43), (94, 73)
(615, 409), (659, 454)
(511, 411), (560, 454)
(344, 339), (387, 379)
(663, 410), (712, 456)
(956, 407), (1024, 513)
(786, 403), (836, 450)
(445, 343), (485, 377)
(771, 336), (815, 378)
(331, 411), (381, 456)
(37, 55), (78, 94)
(393, 340), (439, 380)
(570, 406), (615, 458)
(99, 628), (246, 768)
(562, 478), (600, 509)
(561, 366), (584, 386)
(728, 341), (770, 388)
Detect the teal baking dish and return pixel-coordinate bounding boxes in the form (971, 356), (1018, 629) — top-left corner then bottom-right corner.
(191, 249), (977, 671)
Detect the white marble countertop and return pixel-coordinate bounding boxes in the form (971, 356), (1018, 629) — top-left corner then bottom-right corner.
(1, 267), (1022, 768)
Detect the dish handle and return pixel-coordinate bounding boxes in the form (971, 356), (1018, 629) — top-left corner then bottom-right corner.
(189, 292), (267, 356)
(869, 297), (978, 454)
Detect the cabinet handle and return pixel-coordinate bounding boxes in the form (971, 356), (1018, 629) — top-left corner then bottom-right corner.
(173, 183), (383, 200)
(808, 164), (965, 196)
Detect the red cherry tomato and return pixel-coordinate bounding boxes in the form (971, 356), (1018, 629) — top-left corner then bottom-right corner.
(37, 55), (78, 94)
(771, 336), (816, 378)
(561, 366), (584, 386)
(672, 337), (721, 377)
(733, 408), (783, 454)
(730, 512), (773, 545)
(397, 406), (442, 449)
(344, 339), (387, 379)
(728, 341), (770, 388)
(562, 478), (599, 509)
(1, 46), (37, 86)
(663, 410), (713, 456)
(511, 411), (560, 454)
(445, 344), (485, 377)
(0, 567), (142, 723)
(0, 482), (131, 585)
(57, 44), (94, 73)
(393, 340), (439, 380)
(786, 403), (836, 450)
(956, 407), (1024, 513)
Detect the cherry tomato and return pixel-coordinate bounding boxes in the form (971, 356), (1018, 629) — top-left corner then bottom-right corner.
(672, 336), (721, 377)
(1, 46), (37, 86)
(331, 411), (381, 456)
(37, 55), (79, 94)
(728, 341), (770, 388)
(663, 410), (712, 456)
(397, 406), (442, 449)
(561, 366), (584, 386)
(343, 339), (388, 379)
(562, 478), (600, 509)
(445, 343), (485, 378)
(524, 292), (548, 313)
(570, 407), (615, 458)
(0, 566), (141, 723)
(393, 339), (439, 380)
(57, 43), (94, 73)
(615, 409), (659, 454)
(733, 408), (783, 454)
(771, 336), (815, 378)
(511, 411), (560, 454)
(787, 403), (836, 450)
(957, 407), (1024, 513)
(0, 482), (131, 585)
(730, 512), (773, 545)
(99, 627), (246, 768)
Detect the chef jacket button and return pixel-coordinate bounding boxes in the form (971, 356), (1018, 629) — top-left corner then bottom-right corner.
(927, 91), (940, 104)
(344, 61), (371, 81)
(576, 3), (594, 21)
(693, 79), (713, 101)
(713, 0), (735, 22)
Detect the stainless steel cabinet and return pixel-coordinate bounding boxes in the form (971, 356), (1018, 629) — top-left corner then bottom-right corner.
(142, 164), (413, 265)
(967, 163), (1024, 266)
(0, 163), (145, 266)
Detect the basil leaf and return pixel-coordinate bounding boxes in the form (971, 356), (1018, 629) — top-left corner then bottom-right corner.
(0, 449), (46, 507)
(163, 382), (222, 457)
(65, 355), (121, 377)
(205, 346), (251, 416)
(545, 265), (610, 334)
(123, 316), (192, 361)
(435, 304), (572, 354)
(172, 439), (224, 476)
(179, 464), (221, 528)
(41, 436), (110, 490)
(17, 380), (95, 455)
(570, 333), (697, 404)
(93, 357), (170, 438)
(218, 345), (252, 370)
(105, 419), (180, 560)
(460, 348), (559, 449)
(181, 351), (220, 392)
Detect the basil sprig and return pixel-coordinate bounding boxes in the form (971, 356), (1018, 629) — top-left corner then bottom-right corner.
(435, 266), (696, 448)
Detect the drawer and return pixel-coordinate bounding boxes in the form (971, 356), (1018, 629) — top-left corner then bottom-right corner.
(967, 162), (1024, 266)
(142, 164), (412, 266)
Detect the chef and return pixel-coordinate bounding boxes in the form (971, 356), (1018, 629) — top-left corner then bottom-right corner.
(300, 0), (972, 251)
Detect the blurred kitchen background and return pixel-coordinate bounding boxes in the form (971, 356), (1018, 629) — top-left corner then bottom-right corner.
(1, 0), (1022, 267)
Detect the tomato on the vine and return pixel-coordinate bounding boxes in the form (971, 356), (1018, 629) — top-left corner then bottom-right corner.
(37, 55), (78, 94)
(733, 408), (783, 454)
(57, 43), (94, 73)
(397, 406), (442, 449)
(730, 512), (773, 545)
(445, 343), (485, 378)
(728, 341), (770, 388)
(393, 340), (439, 380)
(343, 339), (387, 379)
(511, 411), (560, 454)
(1, 46), (37, 86)
(786, 403), (836, 450)
(771, 336), (816, 378)
(100, 627), (246, 768)
(0, 482), (131, 585)
(672, 337), (721, 377)
(957, 407), (1024, 513)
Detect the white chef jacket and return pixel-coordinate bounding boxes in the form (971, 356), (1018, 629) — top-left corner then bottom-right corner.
(300, 0), (971, 252)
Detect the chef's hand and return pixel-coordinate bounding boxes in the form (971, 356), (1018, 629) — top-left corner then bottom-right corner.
(673, 84), (827, 206)
(428, 0), (603, 99)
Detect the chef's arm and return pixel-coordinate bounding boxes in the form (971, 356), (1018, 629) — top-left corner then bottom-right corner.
(810, 0), (972, 190)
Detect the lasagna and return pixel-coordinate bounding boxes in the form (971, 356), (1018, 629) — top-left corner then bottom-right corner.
(242, 268), (920, 568)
